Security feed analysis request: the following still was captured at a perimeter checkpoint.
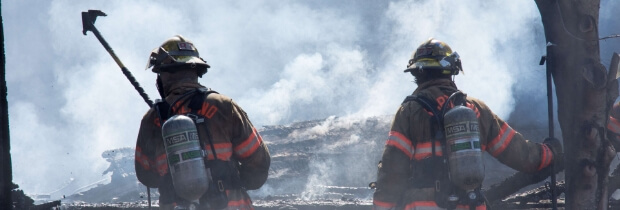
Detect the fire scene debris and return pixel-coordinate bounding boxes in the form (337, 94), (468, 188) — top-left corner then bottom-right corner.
(32, 116), (617, 209)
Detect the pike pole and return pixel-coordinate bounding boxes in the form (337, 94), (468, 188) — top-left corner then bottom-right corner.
(541, 55), (558, 210)
(81, 10), (153, 107)
(81, 10), (153, 209)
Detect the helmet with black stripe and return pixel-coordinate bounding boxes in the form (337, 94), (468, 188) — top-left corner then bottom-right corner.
(146, 35), (210, 77)
(404, 38), (462, 76)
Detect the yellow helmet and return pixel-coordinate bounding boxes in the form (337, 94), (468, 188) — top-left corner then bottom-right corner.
(404, 38), (462, 75)
(146, 35), (210, 77)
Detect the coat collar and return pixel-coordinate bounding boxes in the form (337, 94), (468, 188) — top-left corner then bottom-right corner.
(413, 79), (457, 95)
(164, 82), (205, 102)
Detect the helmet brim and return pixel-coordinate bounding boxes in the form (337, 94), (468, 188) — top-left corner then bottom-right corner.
(404, 59), (443, 72)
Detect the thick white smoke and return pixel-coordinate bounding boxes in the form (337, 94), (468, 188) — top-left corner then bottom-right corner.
(4, 0), (619, 200)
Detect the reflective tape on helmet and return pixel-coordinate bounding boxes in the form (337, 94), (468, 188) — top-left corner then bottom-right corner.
(177, 42), (195, 51)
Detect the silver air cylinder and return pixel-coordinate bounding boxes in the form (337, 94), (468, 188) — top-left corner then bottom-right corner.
(443, 105), (484, 192)
(162, 115), (209, 202)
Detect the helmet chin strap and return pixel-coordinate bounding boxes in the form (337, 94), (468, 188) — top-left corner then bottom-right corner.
(156, 74), (166, 99)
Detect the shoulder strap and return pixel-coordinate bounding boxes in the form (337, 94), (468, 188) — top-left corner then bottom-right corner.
(185, 88), (219, 159)
(154, 99), (171, 124)
(155, 88), (220, 157)
(158, 87), (219, 122)
(188, 88), (219, 111)
(403, 95), (442, 126)
(403, 94), (444, 156)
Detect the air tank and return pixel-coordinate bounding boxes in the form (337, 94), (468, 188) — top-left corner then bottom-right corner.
(162, 115), (209, 202)
(443, 105), (484, 192)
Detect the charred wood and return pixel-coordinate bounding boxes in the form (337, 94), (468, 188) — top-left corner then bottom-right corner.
(484, 165), (564, 204)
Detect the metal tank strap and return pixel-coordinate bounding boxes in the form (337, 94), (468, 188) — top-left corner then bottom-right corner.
(183, 88), (218, 157)
(185, 89), (242, 191)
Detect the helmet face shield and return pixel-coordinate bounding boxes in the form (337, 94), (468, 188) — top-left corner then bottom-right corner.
(147, 47), (176, 70)
(146, 35), (210, 76)
(438, 51), (460, 69)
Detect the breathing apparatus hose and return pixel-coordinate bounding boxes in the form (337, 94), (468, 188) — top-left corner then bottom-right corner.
(441, 91), (465, 117)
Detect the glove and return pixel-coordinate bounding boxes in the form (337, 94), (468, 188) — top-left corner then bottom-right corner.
(526, 138), (564, 184)
(543, 137), (563, 167)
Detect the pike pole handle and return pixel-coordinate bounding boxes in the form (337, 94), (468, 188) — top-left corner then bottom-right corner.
(546, 64), (557, 210)
(87, 24), (153, 107)
(82, 10), (153, 210)
(121, 66), (153, 107)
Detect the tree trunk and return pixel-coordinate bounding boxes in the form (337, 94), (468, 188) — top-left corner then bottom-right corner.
(535, 0), (618, 209)
(0, 2), (13, 209)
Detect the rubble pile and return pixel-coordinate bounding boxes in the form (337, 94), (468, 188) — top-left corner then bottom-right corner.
(49, 115), (577, 209)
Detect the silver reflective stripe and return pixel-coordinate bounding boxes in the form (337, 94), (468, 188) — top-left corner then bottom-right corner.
(609, 116), (620, 134)
(414, 145), (443, 155)
(205, 148), (233, 160)
(489, 125), (514, 154)
(206, 147), (233, 155)
(236, 136), (258, 156)
(374, 206), (394, 210)
(388, 134), (413, 155)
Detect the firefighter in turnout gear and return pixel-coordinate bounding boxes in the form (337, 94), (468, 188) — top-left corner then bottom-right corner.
(372, 38), (562, 210)
(135, 35), (270, 210)
(606, 102), (620, 152)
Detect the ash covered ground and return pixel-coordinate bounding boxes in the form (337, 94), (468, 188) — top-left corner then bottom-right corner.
(40, 115), (559, 209)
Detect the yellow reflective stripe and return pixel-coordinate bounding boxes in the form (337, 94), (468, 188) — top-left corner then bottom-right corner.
(608, 116), (620, 134)
(488, 123), (516, 157)
(386, 131), (414, 158)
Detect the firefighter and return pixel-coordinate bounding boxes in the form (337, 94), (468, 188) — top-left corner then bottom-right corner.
(372, 38), (562, 210)
(607, 102), (620, 150)
(134, 35), (270, 210)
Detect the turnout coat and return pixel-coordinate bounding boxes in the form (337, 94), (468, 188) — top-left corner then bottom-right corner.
(135, 82), (270, 210)
(373, 79), (554, 210)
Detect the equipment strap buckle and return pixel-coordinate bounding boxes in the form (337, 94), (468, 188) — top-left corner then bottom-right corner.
(217, 180), (225, 192)
(186, 113), (205, 124)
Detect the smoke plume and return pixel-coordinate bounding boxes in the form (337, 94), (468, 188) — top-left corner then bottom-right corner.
(3, 0), (619, 200)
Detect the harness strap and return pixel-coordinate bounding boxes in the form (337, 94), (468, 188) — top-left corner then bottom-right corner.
(403, 95), (443, 157)
(402, 94), (455, 209)
(184, 89), (242, 192)
(403, 92), (486, 210)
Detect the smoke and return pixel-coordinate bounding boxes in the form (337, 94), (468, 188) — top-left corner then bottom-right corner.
(600, 0), (620, 70)
(245, 46), (371, 124)
(297, 116), (383, 200)
(4, 0), (619, 201)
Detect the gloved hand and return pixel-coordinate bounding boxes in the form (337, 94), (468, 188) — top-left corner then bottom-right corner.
(531, 138), (564, 181)
(543, 137), (563, 167)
